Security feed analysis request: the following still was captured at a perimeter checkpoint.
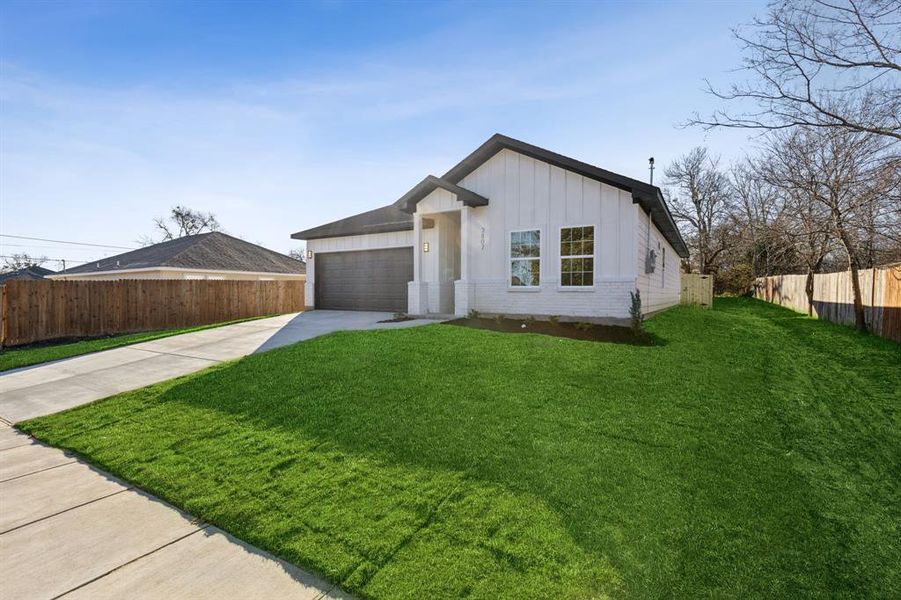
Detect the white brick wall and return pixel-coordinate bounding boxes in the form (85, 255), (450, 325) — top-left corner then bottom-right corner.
(458, 279), (634, 320)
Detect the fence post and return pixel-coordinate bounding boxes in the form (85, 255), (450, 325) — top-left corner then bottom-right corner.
(0, 284), (7, 347)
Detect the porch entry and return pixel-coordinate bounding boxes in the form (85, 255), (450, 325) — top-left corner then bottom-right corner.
(411, 210), (461, 315)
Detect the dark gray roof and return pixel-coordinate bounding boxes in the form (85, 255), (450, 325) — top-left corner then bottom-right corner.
(291, 204), (413, 241)
(292, 133), (689, 257)
(0, 265), (55, 283)
(395, 175), (489, 213)
(443, 134), (688, 257)
(58, 232), (306, 276)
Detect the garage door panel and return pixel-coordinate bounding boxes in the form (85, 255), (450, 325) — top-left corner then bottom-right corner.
(315, 248), (413, 311)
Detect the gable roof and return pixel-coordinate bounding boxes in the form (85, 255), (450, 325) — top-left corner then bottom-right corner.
(0, 265), (55, 284)
(395, 175), (489, 213)
(442, 134), (687, 257)
(292, 134), (688, 258)
(57, 232), (306, 276)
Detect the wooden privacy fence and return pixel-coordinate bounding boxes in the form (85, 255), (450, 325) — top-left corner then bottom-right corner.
(680, 273), (713, 308)
(754, 265), (901, 342)
(0, 279), (305, 347)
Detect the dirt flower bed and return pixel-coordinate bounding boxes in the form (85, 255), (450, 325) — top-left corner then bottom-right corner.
(444, 316), (656, 345)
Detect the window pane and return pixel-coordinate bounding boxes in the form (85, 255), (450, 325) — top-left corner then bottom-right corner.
(584, 226), (594, 241)
(511, 259), (539, 286)
(572, 272), (582, 286)
(583, 272), (593, 286)
(581, 240), (594, 255)
(584, 258), (594, 274)
(561, 272), (571, 286)
(561, 228), (572, 242)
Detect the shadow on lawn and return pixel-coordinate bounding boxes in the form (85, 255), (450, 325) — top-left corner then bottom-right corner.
(30, 298), (900, 597)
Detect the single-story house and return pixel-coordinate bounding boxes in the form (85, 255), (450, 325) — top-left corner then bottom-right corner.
(292, 134), (688, 320)
(0, 265), (56, 284)
(50, 232), (306, 281)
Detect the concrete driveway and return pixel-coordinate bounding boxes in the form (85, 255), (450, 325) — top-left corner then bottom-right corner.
(0, 423), (349, 599)
(0, 310), (434, 423)
(0, 310), (437, 599)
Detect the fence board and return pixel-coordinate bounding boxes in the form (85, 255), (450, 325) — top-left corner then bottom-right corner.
(680, 273), (713, 308)
(0, 279), (305, 347)
(754, 266), (901, 343)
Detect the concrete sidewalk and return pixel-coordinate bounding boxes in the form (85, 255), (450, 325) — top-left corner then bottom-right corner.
(0, 424), (350, 599)
(0, 310), (434, 423)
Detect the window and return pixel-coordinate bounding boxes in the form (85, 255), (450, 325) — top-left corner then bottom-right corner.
(560, 226), (594, 286)
(510, 230), (540, 286)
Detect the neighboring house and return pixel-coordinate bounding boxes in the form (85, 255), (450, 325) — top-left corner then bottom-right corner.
(0, 265), (55, 284)
(50, 232), (306, 281)
(292, 134), (688, 320)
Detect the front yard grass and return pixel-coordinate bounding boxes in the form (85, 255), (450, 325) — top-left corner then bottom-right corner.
(0, 316), (269, 372)
(19, 298), (901, 598)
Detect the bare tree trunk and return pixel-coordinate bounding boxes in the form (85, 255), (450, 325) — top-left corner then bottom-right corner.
(836, 226), (868, 332)
(805, 268), (814, 317)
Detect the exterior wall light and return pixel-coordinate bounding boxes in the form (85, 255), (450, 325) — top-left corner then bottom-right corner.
(306, 250), (313, 259)
(423, 242), (430, 252)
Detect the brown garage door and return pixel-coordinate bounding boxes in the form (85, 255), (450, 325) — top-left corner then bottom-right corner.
(315, 247), (413, 311)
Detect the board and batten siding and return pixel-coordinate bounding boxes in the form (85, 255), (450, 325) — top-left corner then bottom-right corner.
(450, 149), (638, 319)
(636, 208), (680, 314)
(305, 229), (413, 308)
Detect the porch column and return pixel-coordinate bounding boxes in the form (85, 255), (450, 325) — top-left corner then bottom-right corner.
(408, 212), (428, 314)
(413, 212), (422, 283)
(454, 206), (473, 317)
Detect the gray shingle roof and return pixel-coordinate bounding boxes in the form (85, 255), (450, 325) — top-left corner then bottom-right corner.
(292, 133), (689, 258)
(291, 204), (413, 241)
(0, 266), (55, 283)
(58, 232), (306, 276)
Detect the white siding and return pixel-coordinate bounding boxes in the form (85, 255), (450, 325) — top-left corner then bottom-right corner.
(453, 149), (638, 319)
(635, 206), (680, 315)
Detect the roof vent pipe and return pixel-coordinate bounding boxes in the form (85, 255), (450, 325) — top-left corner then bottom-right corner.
(648, 157), (655, 185)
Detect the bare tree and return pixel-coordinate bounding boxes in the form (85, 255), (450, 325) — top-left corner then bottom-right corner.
(764, 125), (895, 330)
(288, 248), (307, 263)
(730, 159), (796, 277)
(2, 252), (48, 272)
(664, 147), (734, 274)
(690, 0), (901, 141)
(152, 206), (221, 242)
(761, 145), (835, 314)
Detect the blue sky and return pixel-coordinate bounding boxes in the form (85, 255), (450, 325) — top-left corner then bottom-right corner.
(1, 0), (763, 268)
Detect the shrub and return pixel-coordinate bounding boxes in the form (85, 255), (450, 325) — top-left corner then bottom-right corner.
(715, 264), (755, 296)
(494, 314), (505, 324)
(548, 315), (560, 325)
(629, 289), (643, 332)
(467, 309), (481, 319)
(574, 322), (594, 332)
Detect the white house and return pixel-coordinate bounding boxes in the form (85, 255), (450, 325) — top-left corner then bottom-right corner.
(292, 134), (688, 321)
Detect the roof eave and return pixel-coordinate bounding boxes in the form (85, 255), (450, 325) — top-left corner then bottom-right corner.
(396, 175), (489, 214)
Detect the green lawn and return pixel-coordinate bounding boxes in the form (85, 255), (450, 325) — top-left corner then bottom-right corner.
(19, 298), (900, 599)
(0, 316), (268, 372)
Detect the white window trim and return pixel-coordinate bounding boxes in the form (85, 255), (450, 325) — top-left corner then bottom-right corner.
(508, 227), (542, 290)
(558, 224), (596, 290)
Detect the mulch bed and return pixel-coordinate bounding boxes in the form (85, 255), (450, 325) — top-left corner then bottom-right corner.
(378, 315), (417, 323)
(444, 317), (656, 345)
